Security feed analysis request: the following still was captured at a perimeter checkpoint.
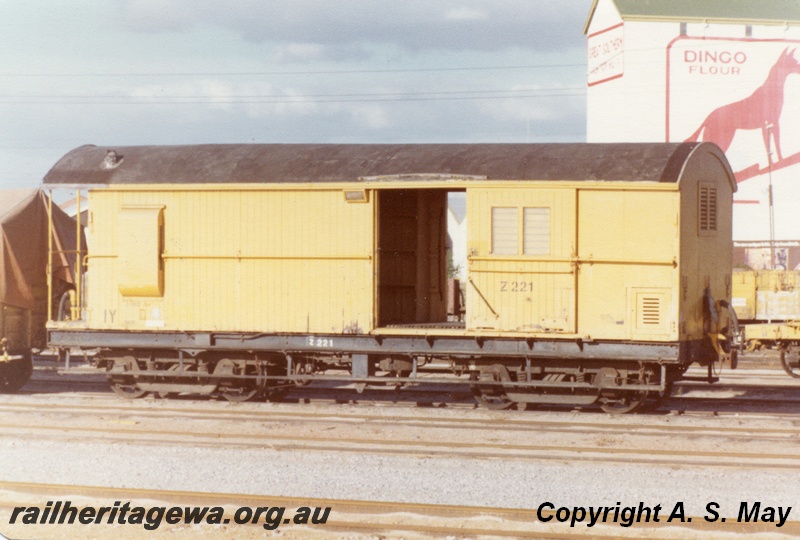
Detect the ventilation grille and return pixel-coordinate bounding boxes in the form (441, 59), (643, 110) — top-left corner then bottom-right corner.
(699, 185), (718, 233)
(639, 296), (662, 326)
(633, 289), (670, 336)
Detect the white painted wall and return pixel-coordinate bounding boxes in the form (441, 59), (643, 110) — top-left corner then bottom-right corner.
(586, 0), (800, 242)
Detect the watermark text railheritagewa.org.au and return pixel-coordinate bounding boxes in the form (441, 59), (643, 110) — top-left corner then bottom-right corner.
(8, 500), (331, 531)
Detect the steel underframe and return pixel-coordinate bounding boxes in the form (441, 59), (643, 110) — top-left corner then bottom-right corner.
(51, 328), (678, 392)
(49, 328), (681, 360)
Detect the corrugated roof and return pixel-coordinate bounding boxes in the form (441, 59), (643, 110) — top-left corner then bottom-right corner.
(42, 142), (723, 186)
(585, 0), (800, 34)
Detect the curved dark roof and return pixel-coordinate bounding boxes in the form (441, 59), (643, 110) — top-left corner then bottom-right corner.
(42, 142), (731, 186)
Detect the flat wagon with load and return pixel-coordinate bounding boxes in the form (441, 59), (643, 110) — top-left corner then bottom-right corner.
(44, 142), (739, 412)
(732, 269), (800, 378)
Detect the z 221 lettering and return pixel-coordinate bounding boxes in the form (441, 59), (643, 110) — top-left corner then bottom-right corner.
(308, 337), (334, 348)
(500, 281), (534, 293)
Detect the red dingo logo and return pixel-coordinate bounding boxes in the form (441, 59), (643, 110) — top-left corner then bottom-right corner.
(686, 47), (800, 164)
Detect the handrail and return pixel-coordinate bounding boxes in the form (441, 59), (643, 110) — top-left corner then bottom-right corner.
(46, 191), (53, 321)
(74, 191), (82, 320)
(469, 255), (678, 268)
(46, 190), (86, 322)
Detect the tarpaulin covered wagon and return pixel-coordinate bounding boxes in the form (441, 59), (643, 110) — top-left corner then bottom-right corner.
(0, 189), (82, 391)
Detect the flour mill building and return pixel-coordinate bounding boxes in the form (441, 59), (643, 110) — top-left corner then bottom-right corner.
(584, 0), (800, 268)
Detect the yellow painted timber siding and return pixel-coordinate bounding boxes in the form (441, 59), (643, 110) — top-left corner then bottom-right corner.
(466, 187), (577, 332)
(465, 185), (683, 339)
(86, 188), (374, 333)
(577, 189), (680, 341)
(72, 156), (732, 343)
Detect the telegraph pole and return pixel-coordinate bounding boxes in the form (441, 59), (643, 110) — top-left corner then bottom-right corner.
(767, 124), (776, 268)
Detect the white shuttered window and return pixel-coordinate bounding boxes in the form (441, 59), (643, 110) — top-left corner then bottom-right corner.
(491, 206), (551, 256)
(491, 207), (518, 255)
(523, 207), (550, 255)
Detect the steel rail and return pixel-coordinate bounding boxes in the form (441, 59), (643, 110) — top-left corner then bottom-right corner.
(2, 397), (800, 437)
(1, 420), (799, 470)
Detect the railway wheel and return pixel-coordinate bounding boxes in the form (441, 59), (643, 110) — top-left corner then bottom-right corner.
(263, 364), (291, 402)
(0, 354), (33, 393)
(262, 381), (291, 402)
(215, 358), (266, 402)
(108, 356), (148, 399)
(598, 390), (648, 414)
(156, 364), (182, 399)
(780, 349), (800, 379)
(638, 365), (681, 411)
(640, 380), (674, 411)
(470, 364), (515, 410)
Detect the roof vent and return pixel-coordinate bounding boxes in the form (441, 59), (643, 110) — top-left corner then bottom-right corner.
(101, 150), (123, 170)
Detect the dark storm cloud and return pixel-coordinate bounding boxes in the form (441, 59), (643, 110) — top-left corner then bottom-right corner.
(117, 1), (589, 56)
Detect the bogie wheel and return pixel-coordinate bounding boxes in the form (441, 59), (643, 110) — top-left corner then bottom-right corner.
(470, 364), (515, 410)
(0, 354), (33, 393)
(215, 358), (266, 402)
(108, 356), (148, 399)
(638, 366), (681, 412)
(641, 380), (674, 411)
(780, 349), (800, 379)
(156, 364), (182, 399)
(598, 390), (648, 414)
(111, 382), (148, 399)
(264, 385), (290, 402)
(263, 365), (291, 402)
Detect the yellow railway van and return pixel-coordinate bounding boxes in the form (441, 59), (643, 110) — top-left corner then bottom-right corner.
(44, 142), (738, 412)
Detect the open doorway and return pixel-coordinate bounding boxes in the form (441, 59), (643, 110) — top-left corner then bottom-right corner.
(376, 189), (465, 328)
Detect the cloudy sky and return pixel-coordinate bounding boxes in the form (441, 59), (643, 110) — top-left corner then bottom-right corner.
(1, 1), (593, 189)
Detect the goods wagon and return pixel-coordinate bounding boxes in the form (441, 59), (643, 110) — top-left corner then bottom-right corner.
(732, 269), (800, 378)
(0, 190), (82, 391)
(732, 269), (800, 323)
(44, 142), (738, 412)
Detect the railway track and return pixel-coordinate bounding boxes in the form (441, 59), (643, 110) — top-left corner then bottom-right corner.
(0, 396), (798, 470)
(9, 358), (800, 424)
(3, 364), (799, 539)
(1, 481), (798, 539)
(0, 397), (798, 438)
(16, 381), (800, 413)
(1, 421), (798, 470)
(15, 369), (800, 420)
